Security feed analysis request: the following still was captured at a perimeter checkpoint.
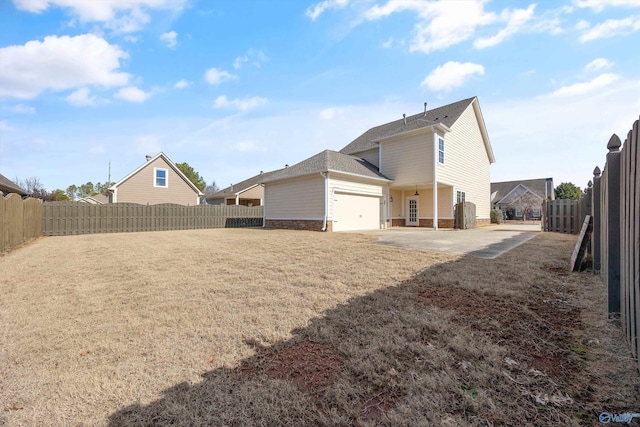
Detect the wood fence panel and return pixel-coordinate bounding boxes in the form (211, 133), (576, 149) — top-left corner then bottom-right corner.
(42, 202), (264, 236)
(1, 193), (43, 253)
(542, 199), (580, 234)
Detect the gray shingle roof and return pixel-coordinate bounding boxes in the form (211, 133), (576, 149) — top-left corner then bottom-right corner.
(263, 150), (390, 183)
(340, 97), (476, 155)
(491, 178), (554, 204)
(0, 173), (28, 196)
(206, 168), (284, 200)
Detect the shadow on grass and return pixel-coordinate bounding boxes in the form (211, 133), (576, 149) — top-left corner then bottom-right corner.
(107, 244), (603, 426)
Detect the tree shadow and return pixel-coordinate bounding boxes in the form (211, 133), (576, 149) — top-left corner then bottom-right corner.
(107, 246), (598, 426)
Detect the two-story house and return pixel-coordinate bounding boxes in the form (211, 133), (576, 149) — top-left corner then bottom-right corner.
(262, 97), (495, 232)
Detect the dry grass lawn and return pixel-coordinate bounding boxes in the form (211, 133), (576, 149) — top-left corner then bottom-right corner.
(1, 228), (638, 426)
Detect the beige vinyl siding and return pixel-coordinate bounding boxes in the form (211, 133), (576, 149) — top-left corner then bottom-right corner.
(265, 175), (325, 219)
(115, 157), (199, 205)
(355, 148), (380, 168)
(390, 187), (453, 219)
(238, 185), (264, 201)
(380, 131), (433, 185)
(436, 104), (491, 218)
(327, 176), (384, 220)
(390, 189), (403, 217)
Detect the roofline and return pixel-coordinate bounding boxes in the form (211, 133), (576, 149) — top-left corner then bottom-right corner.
(470, 97), (495, 164)
(263, 169), (392, 184)
(108, 152), (204, 196)
(372, 123), (451, 143)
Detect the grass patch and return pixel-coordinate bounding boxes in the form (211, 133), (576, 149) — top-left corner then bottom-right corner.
(1, 229), (638, 426)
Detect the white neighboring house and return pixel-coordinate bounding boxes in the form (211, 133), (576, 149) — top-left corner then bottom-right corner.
(108, 152), (203, 205)
(262, 97), (495, 232)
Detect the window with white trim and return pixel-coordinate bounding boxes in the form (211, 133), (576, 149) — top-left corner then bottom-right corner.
(456, 190), (465, 204)
(438, 138), (445, 164)
(154, 168), (168, 187)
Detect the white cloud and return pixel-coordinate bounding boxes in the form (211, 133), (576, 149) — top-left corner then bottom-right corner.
(4, 104), (35, 114)
(365, 0), (497, 53)
(573, 0), (640, 12)
(66, 87), (97, 106)
(12, 0), (187, 32)
(575, 19), (590, 30)
(213, 95), (268, 111)
(114, 86), (151, 103)
(474, 4), (536, 49)
(547, 73), (619, 98)
(231, 141), (267, 153)
(319, 107), (344, 120)
(160, 30), (177, 48)
(381, 37), (394, 48)
(174, 79), (191, 89)
(580, 15), (640, 42)
(233, 49), (268, 70)
(0, 120), (14, 131)
(134, 134), (162, 155)
(0, 34), (130, 100)
(421, 61), (485, 92)
(306, 0), (349, 21)
(585, 58), (613, 72)
(204, 67), (237, 85)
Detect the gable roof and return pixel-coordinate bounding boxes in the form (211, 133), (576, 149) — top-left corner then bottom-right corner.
(206, 168), (284, 200)
(494, 184), (543, 206)
(0, 173), (28, 196)
(263, 150), (391, 183)
(491, 178), (554, 204)
(340, 97), (478, 155)
(109, 152), (204, 196)
(78, 194), (109, 204)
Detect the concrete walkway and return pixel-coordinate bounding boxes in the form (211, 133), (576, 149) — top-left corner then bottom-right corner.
(355, 224), (541, 259)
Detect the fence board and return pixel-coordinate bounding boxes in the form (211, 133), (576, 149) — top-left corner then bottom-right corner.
(0, 193), (42, 253)
(41, 202), (264, 236)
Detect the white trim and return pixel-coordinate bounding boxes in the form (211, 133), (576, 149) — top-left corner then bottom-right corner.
(332, 188), (384, 197)
(372, 123), (451, 143)
(432, 132), (438, 230)
(154, 167), (169, 188)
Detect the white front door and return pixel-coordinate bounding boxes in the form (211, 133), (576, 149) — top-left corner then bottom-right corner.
(407, 197), (419, 226)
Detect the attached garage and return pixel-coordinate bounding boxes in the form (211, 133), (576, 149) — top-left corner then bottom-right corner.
(332, 192), (381, 231)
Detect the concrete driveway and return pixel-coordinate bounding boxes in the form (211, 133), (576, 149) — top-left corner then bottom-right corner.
(355, 223), (541, 259)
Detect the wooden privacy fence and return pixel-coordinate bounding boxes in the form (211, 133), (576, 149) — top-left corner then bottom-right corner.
(454, 202), (476, 229)
(575, 117), (639, 370)
(42, 202), (264, 236)
(542, 199), (580, 234)
(0, 192), (42, 253)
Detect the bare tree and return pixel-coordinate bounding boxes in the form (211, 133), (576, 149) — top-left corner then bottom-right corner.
(512, 192), (543, 221)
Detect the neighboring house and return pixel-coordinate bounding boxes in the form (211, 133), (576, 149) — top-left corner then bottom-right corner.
(205, 169), (282, 206)
(262, 97), (495, 232)
(0, 173), (28, 197)
(491, 178), (554, 220)
(108, 152), (203, 205)
(78, 194), (109, 204)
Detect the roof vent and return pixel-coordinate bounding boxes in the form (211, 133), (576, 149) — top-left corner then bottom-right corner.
(423, 102), (427, 116)
(260, 170), (263, 175)
(285, 164), (289, 168)
(403, 113), (406, 125)
(145, 155), (152, 161)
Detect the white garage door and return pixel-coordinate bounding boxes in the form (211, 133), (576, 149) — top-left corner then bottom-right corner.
(332, 193), (381, 232)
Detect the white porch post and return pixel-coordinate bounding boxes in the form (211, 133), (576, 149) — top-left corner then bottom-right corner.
(432, 131), (438, 230)
(235, 194), (239, 205)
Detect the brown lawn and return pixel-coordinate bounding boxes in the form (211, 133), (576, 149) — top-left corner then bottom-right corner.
(0, 229), (638, 426)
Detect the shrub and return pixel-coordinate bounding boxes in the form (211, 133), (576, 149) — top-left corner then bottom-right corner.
(490, 209), (502, 224)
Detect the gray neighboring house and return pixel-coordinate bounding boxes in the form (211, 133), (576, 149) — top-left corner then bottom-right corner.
(491, 178), (554, 220)
(78, 194), (109, 204)
(205, 168), (283, 206)
(0, 173), (28, 197)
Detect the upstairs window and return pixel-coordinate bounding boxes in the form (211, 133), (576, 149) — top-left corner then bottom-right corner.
(154, 168), (168, 187)
(456, 190), (465, 204)
(438, 138), (445, 164)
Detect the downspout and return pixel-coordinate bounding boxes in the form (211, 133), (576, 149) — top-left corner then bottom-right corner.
(321, 172), (329, 231)
(261, 184), (266, 228)
(433, 131), (438, 230)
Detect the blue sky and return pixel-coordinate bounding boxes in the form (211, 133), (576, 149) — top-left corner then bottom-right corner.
(1, 0), (639, 193)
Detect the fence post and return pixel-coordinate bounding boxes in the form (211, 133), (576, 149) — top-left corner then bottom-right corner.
(592, 167), (602, 273)
(605, 135), (622, 316)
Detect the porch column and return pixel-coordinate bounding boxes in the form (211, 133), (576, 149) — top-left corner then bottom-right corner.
(235, 194), (239, 205)
(432, 131), (438, 230)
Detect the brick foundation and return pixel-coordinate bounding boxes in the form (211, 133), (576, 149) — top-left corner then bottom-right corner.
(476, 218), (491, 227)
(391, 218), (454, 228)
(266, 219), (331, 232)
(392, 218), (406, 227)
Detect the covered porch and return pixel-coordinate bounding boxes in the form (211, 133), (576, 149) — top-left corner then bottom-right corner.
(386, 183), (456, 230)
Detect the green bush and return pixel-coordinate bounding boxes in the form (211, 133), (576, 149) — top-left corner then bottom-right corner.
(490, 209), (502, 224)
